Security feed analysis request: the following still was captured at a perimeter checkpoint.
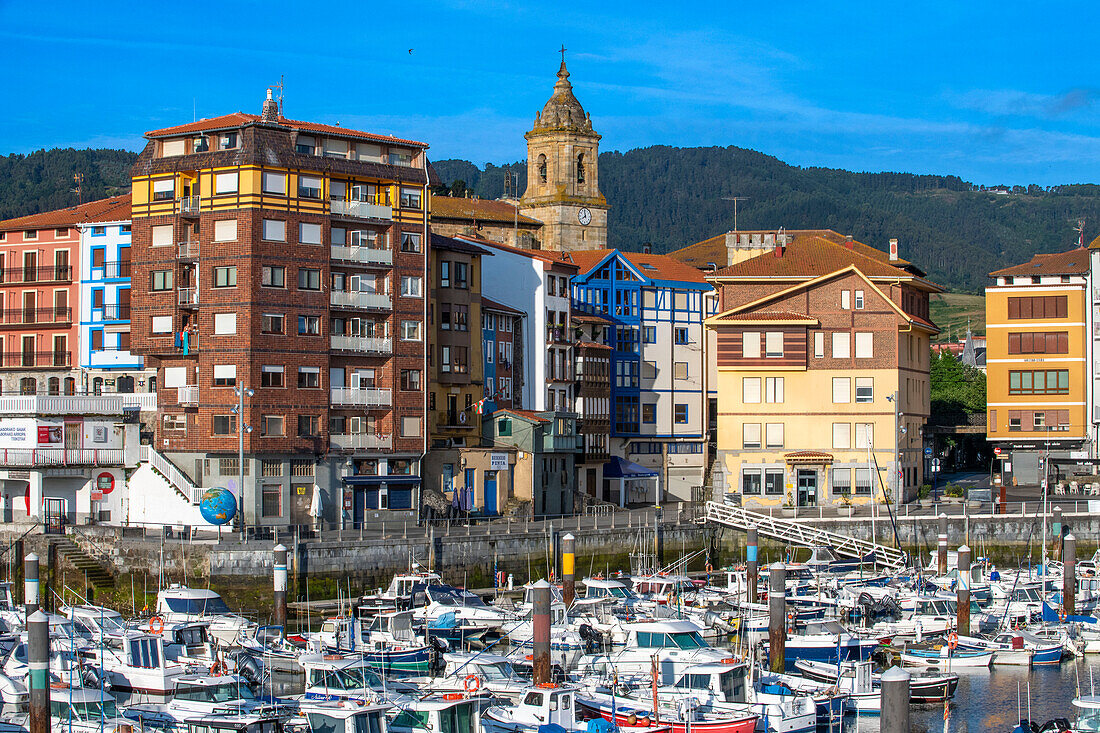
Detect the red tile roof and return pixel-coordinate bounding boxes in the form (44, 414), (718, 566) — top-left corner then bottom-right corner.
(569, 249), (709, 284)
(712, 310), (818, 324)
(145, 112), (428, 148)
(0, 195), (131, 232)
(784, 451), (834, 463)
(454, 234), (578, 270)
(571, 311), (612, 325)
(670, 229), (912, 269)
(431, 197), (542, 226)
(575, 339), (612, 351)
(481, 297), (524, 315)
(709, 239), (924, 281)
(989, 247), (1090, 276)
(494, 408), (551, 423)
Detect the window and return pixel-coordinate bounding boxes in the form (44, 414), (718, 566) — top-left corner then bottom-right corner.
(261, 171), (287, 195)
(1007, 295), (1068, 320)
(152, 179), (174, 200)
(642, 361), (657, 380)
(814, 332), (824, 358)
(854, 290), (865, 309)
(213, 313), (237, 335)
(150, 225), (173, 247)
(400, 187), (422, 208)
(765, 377), (784, 403)
(743, 377), (761, 403)
(297, 268), (320, 290)
(742, 469), (762, 495)
(401, 369), (421, 391)
(295, 135), (316, 155)
(832, 468), (852, 496)
(213, 219), (237, 242)
(213, 266), (237, 288)
(743, 423), (762, 448)
(91, 330), (103, 351)
(855, 332), (873, 358)
(643, 326), (656, 343)
(298, 175), (323, 199)
(765, 331), (784, 357)
(742, 331), (761, 359)
(675, 328), (689, 345)
(299, 222), (322, 245)
(855, 377), (873, 403)
(213, 364), (237, 387)
(455, 262), (468, 289)
(89, 226), (105, 236)
(841, 290), (851, 309)
(853, 467), (872, 495)
(764, 469), (784, 495)
(261, 365), (285, 388)
(825, 423), (851, 452)
(855, 423), (874, 448)
(642, 403), (656, 423)
(439, 261), (450, 288)
(401, 320), (422, 341)
(151, 316), (173, 334)
(151, 270), (173, 291)
(214, 172), (238, 194)
(832, 332), (850, 358)
(220, 132), (238, 150)
(298, 315), (320, 335)
(1008, 370), (1070, 395)
(298, 367), (320, 388)
(261, 313), (284, 334)
(258, 415), (284, 437)
(401, 416), (421, 438)
(765, 423), (784, 448)
(401, 232), (422, 253)
(212, 415), (237, 435)
(832, 377), (851, 403)
(400, 276), (422, 297)
(262, 219), (286, 242)
(1008, 332), (1069, 354)
(674, 404), (689, 424)
(674, 361), (689, 380)
(261, 485), (282, 517)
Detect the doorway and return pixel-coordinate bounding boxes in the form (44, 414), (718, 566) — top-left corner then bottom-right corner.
(484, 471), (497, 515)
(797, 469), (818, 507)
(44, 498), (64, 534)
(290, 483), (312, 527)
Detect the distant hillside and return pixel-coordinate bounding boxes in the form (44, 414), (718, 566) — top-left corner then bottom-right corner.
(0, 149), (137, 221)
(434, 146), (1100, 292)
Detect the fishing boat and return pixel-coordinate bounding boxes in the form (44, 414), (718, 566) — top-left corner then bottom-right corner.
(359, 571), (443, 617)
(576, 619), (731, 684)
(85, 630), (193, 694)
(123, 673), (274, 729)
(391, 693), (493, 733)
(793, 658), (958, 703)
(315, 612), (437, 676)
(299, 652), (416, 703)
(575, 682), (760, 733)
(774, 620), (878, 671)
(899, 645), (993, 668)
(291, 699), (392, 733)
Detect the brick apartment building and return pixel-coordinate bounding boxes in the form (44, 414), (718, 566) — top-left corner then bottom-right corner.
(129, 91), (430, 529)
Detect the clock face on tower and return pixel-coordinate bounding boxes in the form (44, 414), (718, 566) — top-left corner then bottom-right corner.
(578, 207), (592, 226)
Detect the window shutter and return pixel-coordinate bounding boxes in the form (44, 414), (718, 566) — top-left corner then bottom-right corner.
(151, 225), (173, 246)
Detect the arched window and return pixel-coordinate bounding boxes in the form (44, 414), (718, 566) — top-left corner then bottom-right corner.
(63, 377), (75, 395)
(537, 154), (547, 184)
(47, 378), (59, 395)
(92, 377), (103, 395)
(19, 378), (36, 395)
(577, 152), (585, 184)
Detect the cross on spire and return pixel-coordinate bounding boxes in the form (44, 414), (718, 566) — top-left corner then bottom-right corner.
(559, 45), (567, 63)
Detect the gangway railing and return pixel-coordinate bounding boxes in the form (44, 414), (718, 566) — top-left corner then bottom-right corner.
(704, 501), (908, 571)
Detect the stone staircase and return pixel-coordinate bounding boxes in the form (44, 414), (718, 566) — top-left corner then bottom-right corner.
(55, 537), (116, 590)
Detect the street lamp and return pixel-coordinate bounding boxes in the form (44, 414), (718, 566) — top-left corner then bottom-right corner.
(886, 391), (901, 513)
(233, 386), (254, 540)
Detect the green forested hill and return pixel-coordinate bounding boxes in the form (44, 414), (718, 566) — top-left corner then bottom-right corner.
(433, 146), (1100, 292)
(0, 149), (138, 221)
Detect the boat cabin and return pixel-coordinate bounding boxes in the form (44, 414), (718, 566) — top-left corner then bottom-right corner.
(625, 620), (710, 650)
(49, 687), (125, 726)
(390, 696), (489, 733)
(157, 586), (233, 620)
(670, 662), (749, 704)
(301, 653), (384, 701)
(66, 605), (126, 642)
(298, 700), (392, 733)
(581, 578), (638, 602)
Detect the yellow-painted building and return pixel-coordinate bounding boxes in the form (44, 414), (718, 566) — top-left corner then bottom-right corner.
(986, 248), (1091, 485)
(684, 235), (942, 507)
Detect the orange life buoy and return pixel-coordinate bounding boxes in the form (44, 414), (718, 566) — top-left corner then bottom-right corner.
(947, 632), (959, 650)
(148, 616), (164, 635)
(705, 562), (713, 573)
(464, 675), (480, 694)
(1060, 609), (1067, 623)
(210, 659), (227, 676)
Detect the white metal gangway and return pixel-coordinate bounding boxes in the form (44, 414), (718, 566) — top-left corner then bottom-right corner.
(705, 501), (908, 571)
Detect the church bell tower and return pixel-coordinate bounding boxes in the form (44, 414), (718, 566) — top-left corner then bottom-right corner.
(519, 53), (608, 252)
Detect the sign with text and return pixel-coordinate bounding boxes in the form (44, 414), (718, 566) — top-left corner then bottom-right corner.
(489, 453), (508, 471)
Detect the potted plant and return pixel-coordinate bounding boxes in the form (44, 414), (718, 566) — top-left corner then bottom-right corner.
(944, 483), (964, 504)
(781, 490), (796, 517)
(918, 484), (933, 508)
(836, 493), (854, 516)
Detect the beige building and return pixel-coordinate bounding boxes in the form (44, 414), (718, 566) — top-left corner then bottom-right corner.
(429, 197), (543, 250)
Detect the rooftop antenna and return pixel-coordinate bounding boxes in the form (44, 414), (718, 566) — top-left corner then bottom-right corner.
(272, 75), (285, 117)
(72, 173), (84, 205)
(721, 195), (750, 232)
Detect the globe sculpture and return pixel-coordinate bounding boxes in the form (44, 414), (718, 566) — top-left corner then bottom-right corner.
(199, 487), (237, 525)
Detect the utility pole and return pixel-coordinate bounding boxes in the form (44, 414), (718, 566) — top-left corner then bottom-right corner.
(721, 196), (750, 233)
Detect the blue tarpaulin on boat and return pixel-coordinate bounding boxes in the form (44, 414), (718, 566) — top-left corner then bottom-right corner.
(587, 720), (616, 733)
(1042, 600), (1097, 624)
(602, 456), (657, 479)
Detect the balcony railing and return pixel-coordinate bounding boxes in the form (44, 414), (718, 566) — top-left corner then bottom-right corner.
(330, 335), (392, 354)
(0, 448), (124, 467)
(178, 288), (199, 307)
(330, 433), (393, 450)
(546, 326), (569, 344)
(330, 387), (392, 407)
(0, 394), (137, 415)
(330, 291), (392, 311)
(97, 305), (131, 321)
(0, 351), (71, 369)
(330, 245), (393, 266)
(97, 261), (132, 279)
(178, 241), (199, 259)
(0, 307), (72, 326)
(177, 385), (198, 405)
(177, 196), (200, 215)
(330, 198), (393, 221)
(0, 266), (73, 284)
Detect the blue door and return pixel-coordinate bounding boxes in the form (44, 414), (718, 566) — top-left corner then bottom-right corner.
(484, 472), (497, 516)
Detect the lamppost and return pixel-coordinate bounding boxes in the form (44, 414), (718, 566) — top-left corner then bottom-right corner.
(233, 386), (254, 540)
(886, 391), (902, 512)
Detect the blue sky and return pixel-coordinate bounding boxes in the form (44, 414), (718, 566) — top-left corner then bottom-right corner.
(3, 1), (1100, 186)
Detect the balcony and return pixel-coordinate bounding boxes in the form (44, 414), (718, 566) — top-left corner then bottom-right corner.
(177, 385), (198, 406)
(0, 266), (73, 284)
(0, 394), (138, 415)
(546, 326), (570, 345)
(178, 288), (199, 308)
(330, 245), (393, 266)
(330, 335), (392, 354)
(330, 433), (393, 451)
(98, 305), (131, 322)
(177, 196), (201, 216)
(330, 291), (392, 311)
(330, 387), (392, 407)
(0, 308), (72, 327)
(0, 351), (71, 369)
(178, 241), (199, 260)
(436, 410), (474, 430)
(330, 198), (392, 222)
(97, 261), (132, 279)
(0, 448), (123, 468)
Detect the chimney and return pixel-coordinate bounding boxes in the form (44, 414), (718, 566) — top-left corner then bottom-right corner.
(844, 234), (854, 250)
(261, 88), (279, 122)
(773, 240), (786, 258)
(642, 243), (651, 255)
(889, 238), (899, 261)
(724, 232), (737, 266)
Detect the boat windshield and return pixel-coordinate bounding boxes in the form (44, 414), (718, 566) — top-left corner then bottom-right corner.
(428, 588), (489, 608)
(1012, 588), (1043, 603)
(164, 596), (232, 615)
(312, 666), (381, 691)
(1076, 706), (1100, 732)
(439, 702), (474, 733)
(71, 698), (119, 720)
(476, 662), (518, 681)
(174, 681), (256, 703)
(636, 630), (706, 649)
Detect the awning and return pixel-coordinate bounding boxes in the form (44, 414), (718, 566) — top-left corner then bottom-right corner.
(603, 456), (658, 479)
(341, 475), (421, 486)
(784, 451), (834, 465)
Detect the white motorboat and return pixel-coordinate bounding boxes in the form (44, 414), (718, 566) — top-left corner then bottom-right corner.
(155, 585), (255, 646)
(85, 630), (192, 694)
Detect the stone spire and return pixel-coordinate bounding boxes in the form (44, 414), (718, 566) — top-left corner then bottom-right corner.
(533, 59), (592, 132)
